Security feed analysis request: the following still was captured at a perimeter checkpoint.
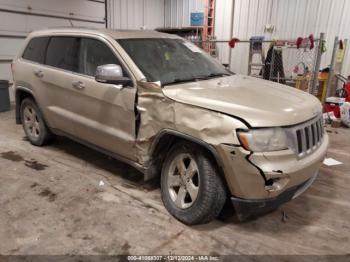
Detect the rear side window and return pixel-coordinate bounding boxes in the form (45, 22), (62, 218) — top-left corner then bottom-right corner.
(22, 37), (49, 64)
(45, 37), (80, 72)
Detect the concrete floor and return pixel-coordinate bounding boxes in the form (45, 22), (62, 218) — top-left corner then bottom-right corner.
(0, 108), (350, 256)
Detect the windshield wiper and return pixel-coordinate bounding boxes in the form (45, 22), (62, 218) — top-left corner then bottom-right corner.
(206, 73), (231, 78)
(164, 73), (231, 86)
(164, 77), (199, 85)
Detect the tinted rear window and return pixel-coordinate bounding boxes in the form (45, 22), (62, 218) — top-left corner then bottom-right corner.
(22, 37), (49, 64)
(45, 37), (80, 72)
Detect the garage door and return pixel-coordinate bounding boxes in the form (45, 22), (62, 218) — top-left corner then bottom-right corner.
(0, 0), (106, 95)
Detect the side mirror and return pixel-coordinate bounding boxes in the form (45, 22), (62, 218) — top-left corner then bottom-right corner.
(95, 64), (132, 87)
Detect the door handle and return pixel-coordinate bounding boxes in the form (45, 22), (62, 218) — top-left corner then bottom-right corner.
(72, 81), (85, 90)
(34, 69), (44, 78)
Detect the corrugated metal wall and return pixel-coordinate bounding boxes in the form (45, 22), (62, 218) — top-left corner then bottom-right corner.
(224, 0), (350, 76)
(214, 0), (233, 64)
(107, 0), (165, 30)
(165, 0), (350, 76)
(164, 0), (233, 64)
(164, 0), (204, 27)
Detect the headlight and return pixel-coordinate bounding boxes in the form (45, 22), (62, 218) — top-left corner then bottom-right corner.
(237, 128), (289, 152)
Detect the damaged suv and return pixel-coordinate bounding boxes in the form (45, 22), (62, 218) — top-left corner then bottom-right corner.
(12, 29), (328, 224)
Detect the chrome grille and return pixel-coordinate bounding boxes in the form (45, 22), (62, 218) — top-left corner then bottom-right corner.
(286, 115), (324, 158)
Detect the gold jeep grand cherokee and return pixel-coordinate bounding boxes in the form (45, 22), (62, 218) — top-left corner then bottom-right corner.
(12, 28), (328, 224)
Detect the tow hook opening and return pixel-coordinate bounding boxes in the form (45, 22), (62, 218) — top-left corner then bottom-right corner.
(246, 152), (289, 192)
(265, 177), (289, 192)
(265, 179), (275, 186)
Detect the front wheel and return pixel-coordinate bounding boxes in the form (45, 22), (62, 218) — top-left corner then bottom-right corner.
(161, 142), (226, 225)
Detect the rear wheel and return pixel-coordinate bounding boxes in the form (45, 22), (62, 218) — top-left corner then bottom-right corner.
(20, 98), (52, 146)
(161, 142), (226, 225)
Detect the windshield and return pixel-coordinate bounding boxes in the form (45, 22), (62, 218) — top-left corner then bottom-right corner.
(117, 38), (231, 86)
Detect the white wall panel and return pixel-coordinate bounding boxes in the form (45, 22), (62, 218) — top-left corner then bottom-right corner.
(0, 12), (105, 36)
(107, 0), (165, 30)
(215, 0), (350, 76)
(0, 38), (24, 60)
(0, 64), (11, 81)
(0, 11), (27, 36)
(164, 0), (204, 27)
(155, 0), (350, 76)
(0, 0), (105, 22)
(214, 0), (233, 64)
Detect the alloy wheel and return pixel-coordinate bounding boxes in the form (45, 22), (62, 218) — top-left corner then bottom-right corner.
(23, 105), (41, 139)
(167, 153), (200, 209)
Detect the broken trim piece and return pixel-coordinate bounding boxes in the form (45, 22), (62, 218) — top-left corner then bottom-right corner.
(246, 152), (268, 183)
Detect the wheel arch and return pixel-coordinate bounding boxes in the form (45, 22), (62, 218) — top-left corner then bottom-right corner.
(145, 129), (228, 189)
(15, 87), (36, 125)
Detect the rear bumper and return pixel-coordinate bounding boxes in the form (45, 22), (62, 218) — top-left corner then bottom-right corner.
(231, 172), (318, 221)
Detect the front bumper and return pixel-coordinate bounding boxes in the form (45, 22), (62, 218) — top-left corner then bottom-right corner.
(231, 172), (318, 221)
(215, 133), (328, 199)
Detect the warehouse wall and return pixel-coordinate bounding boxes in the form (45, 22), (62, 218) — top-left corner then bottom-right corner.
(107, 0), (165, 30)
(0, 0), (106, 101)
(214, 0), (233, 65)
(164, 0), (204, 27)
(164, 0), (350, 77)
(164, 0), (232, 65)
(217, 0), (350, 76)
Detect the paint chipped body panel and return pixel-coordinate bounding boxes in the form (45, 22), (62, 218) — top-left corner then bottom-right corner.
(12, 28), (328, 211)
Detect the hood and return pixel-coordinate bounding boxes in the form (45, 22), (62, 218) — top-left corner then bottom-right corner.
(162, 75), (322, 127)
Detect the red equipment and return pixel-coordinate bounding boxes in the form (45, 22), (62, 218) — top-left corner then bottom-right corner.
(324, 75), (350, 118)
(228, 38), (240, 48)
(296, 34), (314, 49)
(324, 103), (341, 118)
(336, 77), (350, 102)
(344, 82), (350, 102)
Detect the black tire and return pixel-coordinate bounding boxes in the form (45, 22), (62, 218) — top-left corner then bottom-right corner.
(20, 98), (53, 146)
(161, 142), (227, 225)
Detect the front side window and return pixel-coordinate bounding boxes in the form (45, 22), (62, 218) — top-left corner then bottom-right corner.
(117, 38), (231, 86)
(22, 37), (49, 64)
(45, 37), (79, 72)
(78, 38), (121, 77)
